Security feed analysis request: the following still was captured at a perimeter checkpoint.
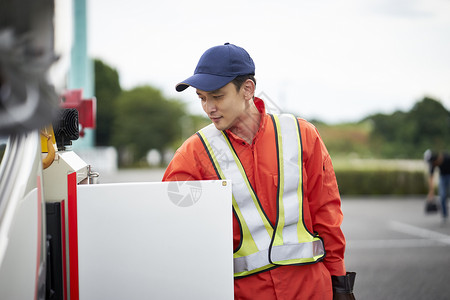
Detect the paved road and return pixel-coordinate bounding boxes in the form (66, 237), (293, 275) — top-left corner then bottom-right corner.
(99, 169), (450, 299)
(342, 197), (450, 300)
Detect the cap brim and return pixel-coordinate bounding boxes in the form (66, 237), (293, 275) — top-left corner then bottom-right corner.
(175, 73), (236, 92)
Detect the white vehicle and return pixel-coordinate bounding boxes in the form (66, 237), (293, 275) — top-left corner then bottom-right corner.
(0, 1), (233, 299)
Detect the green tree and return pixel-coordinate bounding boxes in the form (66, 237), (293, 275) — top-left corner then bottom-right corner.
(367, 97), (450, 158)
(407, 97), (450, 153)
(112, 86), (186, 166)
(368, 110), (413, 157)
(94, 59), (122, 146)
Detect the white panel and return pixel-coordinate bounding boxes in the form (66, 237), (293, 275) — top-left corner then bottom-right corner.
(77, 180), (233, 300)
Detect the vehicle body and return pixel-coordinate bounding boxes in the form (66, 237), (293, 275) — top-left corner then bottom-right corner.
(0, 2), (234, 299)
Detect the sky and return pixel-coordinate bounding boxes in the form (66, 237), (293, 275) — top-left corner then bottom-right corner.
(87, 0), (450, 123)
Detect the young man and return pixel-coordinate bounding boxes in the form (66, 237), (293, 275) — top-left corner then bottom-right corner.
(163, 43), (355, 299)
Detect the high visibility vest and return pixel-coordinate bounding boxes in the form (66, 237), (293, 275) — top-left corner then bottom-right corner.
(197, 113), (325, 278)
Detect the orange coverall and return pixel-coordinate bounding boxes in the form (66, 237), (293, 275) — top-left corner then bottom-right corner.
(163, 98), (346, 300)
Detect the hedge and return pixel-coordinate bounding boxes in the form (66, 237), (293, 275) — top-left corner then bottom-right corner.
(335, 169), (427, 195)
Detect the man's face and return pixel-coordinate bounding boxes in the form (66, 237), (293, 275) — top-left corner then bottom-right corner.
(196, 82), (247, 131)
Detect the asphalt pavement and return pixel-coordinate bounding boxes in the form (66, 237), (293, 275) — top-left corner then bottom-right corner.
(342, 196), (450, 300)
(98, 169), (450, 300)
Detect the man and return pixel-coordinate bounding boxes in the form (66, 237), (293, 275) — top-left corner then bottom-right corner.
(424, 149), (450, 222)
(163, 43), (355, 299)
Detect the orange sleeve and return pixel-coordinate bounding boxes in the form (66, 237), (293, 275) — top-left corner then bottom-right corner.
(300, 119), (347, 276)
(163, 134), (219, 182)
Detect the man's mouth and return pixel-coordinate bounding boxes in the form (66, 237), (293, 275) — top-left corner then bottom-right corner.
(210, 116), (222, 122)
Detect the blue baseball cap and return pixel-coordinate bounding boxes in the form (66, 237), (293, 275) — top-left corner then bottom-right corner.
(176, 43), (255, 92)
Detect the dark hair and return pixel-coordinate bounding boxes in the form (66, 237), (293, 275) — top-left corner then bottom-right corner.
(231, 74), (256, 92)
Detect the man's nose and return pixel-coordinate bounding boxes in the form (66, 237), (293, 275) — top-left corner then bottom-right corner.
(204, 98), (216, 113)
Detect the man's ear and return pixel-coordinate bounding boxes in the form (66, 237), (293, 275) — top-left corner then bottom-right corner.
(242, 79), (256, 100)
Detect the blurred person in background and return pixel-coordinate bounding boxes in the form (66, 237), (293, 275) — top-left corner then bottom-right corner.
(424, 149), (450, 223)
(163, 43), (355, 300)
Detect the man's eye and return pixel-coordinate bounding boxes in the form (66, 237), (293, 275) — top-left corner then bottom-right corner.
(213, 95), (223, 99)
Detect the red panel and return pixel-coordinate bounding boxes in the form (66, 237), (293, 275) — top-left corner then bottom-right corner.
(67, 172), (79, 300)
(60, 89), (96, 129)
(61, 89), (83, 107)
(78, 99), (96, 128)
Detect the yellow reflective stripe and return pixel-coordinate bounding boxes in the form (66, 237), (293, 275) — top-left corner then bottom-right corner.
(294, 117), (310, 242)
(273, 114), (303, 246)
(279, 114), (302, 244)
(282, 115), (301, 244)
(269, 115), (325, 266)
(232, 200), (259, 255)
(198, 128), (260, 255)
(221, 131), (274, 240)
(216, 133), (272, 252)
(197, 130), (227, 179)
(198, 116), (326, 277)
(234, 263), (276, 278)
(234, 248), (276, 276)
(272, 115), (285, 247)
(235, 240), (325, 276)
(199, 125), (272, 253)
(270, 239), (325, 265)
(272, 114), (320, 248)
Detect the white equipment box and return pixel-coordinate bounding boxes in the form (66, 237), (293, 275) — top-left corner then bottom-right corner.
(76, 180), (233, 300)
